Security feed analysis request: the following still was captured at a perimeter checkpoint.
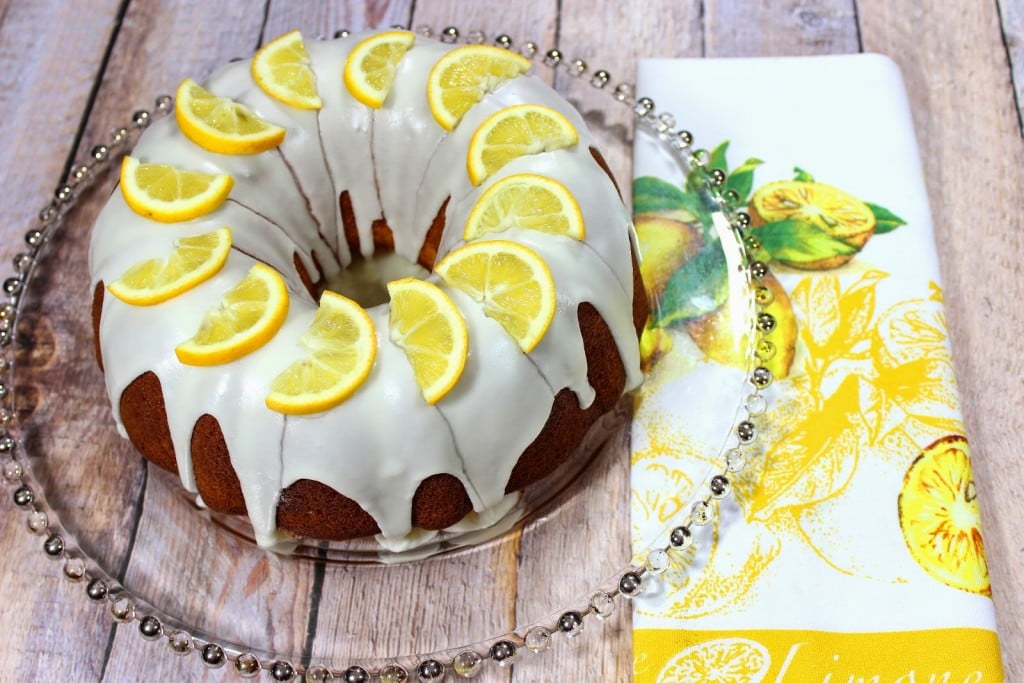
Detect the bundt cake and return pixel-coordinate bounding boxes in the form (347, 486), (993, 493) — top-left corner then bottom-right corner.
(88, 28), (646, 551)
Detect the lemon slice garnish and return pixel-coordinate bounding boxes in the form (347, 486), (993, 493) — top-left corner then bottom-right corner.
(265, 291), (376, 414)
(435, 240), (555, 353)
(252, 30), (322, 110)
(175, 263), (289, 366)
(343, 30), (415, 108)
(175, 78), (286, 154)
(387, 278), (468, 404)
(107, 227), (232, 306)
(466, 104), (578, 186)
(427, 44), (531, 130)
(463, 173), (585, 241)
(119, 156), (233, 223)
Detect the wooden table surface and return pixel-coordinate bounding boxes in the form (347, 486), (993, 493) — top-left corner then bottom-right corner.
(1, 1), (1021, 680)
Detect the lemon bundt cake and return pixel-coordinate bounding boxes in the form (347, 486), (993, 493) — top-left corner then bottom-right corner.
(88, 29), (645, 551)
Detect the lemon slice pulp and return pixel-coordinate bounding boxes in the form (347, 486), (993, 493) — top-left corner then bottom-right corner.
(343, 30), (415, 108)
(463, 173), (585, 241)
(265, 291), (376, 414)
(119, 156), (233, 223)
(252, 29), (322, 110)
(107, 227), (232, 306)
(176, 78), (286, 154)
(387, 278), (468, 404)
(175, 262), (289, 366)
(434, 240), (555, 353)
(427, 44), (532, 131)
(466, 104), (578, 186)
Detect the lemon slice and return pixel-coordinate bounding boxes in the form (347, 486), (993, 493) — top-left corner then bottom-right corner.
(463, 173), (585, 241)
(343, 30), (415, 108)
(466, 104), (578, 186)
(387, 278), (468, 404)
(107, 227), (232, 306)
(175, 262), (289, 366)
(265, 291), (376, 414)
(176, 78), (286, 154)
(899, 434), (990, 595)
(434, 240), (555, 353)
(427, 45), (532, 130)
(751, 179), (876, 240)
(252, 29), (322, 110)
(119, 156), (233, 223)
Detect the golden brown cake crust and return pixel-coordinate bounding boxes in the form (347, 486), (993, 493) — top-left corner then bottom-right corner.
(119, 371), (179, 476)
(191, 414), (247, 515)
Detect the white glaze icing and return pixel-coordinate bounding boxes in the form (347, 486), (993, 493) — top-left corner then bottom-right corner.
(88, 30), (642, 551)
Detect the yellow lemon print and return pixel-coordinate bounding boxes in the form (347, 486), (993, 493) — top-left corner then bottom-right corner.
(898, 434), (990, 596)
(656, 637), (770, 683)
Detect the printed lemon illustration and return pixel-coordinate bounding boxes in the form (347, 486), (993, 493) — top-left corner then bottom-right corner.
(639, 323), (674, 371)
(750, 180), (876, 270)
(685, 273), (797, 378)
(656, 637), (770, 683)
(898, 435), (990, 596)
(635, 215), (703, 301)
(872, 298), (948, 370)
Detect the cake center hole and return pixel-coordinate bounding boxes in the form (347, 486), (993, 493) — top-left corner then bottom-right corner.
(324, 252), (429, 308)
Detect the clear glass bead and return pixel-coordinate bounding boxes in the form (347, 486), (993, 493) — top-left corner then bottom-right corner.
(110, 597), (134, 622)
(691, 500), (712, 526)
(524, 626), (552, 653)
(452, 651), (482, 678)
(645, 549), (671, 574)
(589, 591), (615, 620)
(745, 393), (767, 416)
(28, 511), (48, 534)
(1, 408), (14, 425)
(725, 448), (747, 472)
(304, 665), (331, 682)
(379, 664), (408, 683)
(63, 557), (85, 580)
(2, 458), (22, 483)
(235, 653), (261, 678)
(168, 630), (193, 655)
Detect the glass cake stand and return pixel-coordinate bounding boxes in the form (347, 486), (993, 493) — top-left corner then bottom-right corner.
(0, 25), (774, 680)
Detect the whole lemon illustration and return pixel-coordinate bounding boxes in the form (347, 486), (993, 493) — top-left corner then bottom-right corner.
(635, 214), (703, 301)
(898, 434), (990, 596)
(750, 180), (876, 270)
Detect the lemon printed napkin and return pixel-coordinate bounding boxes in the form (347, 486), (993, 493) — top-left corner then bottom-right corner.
(630, 55), (1005, 682)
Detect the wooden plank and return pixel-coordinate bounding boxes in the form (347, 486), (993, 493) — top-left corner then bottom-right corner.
(262, 0), (413, 39)
(705, 0), (860, 55)
(0, 1), (131, 680)
(856, 2), (1024, 679)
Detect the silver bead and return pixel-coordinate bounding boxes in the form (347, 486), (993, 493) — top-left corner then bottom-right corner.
(0, 434), (14, 453)
(691, 499), (712, 525)
(91, 145), (109, 161)
(441, 26), (459, 43)
(494, 34), (512, 48)
(110, 597), (134, 622)
(168, 631), (193, 656)
(343, 665), (368, 683)
(235, 653), (261, 678)
(543, 49), (562, 67)
(557, 611), (584, 638)
(646, 548), (671, 574)
(305, 664), (332, 681)
(379, 664), (408, 683)
(757, 312), (776, 333)
(589, 592), (616, 620)
(0, 382), (9, 398)
(618, 571), (643, 598)
(0, 330), (10, 348)
(139, 615), (162, 639)
(154, 94), (173, 113)
(710, 168), (727, 186)
(452, 651), (482, 678)
(132, 109), (151, 129)
(726, 448), (747, 472)
(271, 661), (295, 681)
(677, 130), (694, 146)
(54, 185), (74, 203)
(636, 96), (655, 113)
(751, 366), (773, 388)
(0, 408), (11, 424)
(25, 228), (45, 249)
(749, 260), (769, 281)
(488, 641), (516, 667)
(417, 659), (444, 680)
(2, 458), (22, 482)
(4, 278), (22, 295)
(670, 525), (692, 549)
(737, 420), (756, 443)
(709, 475), (731, 498)
(63, 557), (85, 581)
(334, 29), (350, 39)
(524, 626), (552, 653)
(86, 577), (107, 601)
(734, 210), (752, 228)
(201, 643), (226, 668)
(43, 534), (64, 557)
(28, 510), (48, 534)
(591, 70), (611, 88)
(13, 485), (33, 506)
